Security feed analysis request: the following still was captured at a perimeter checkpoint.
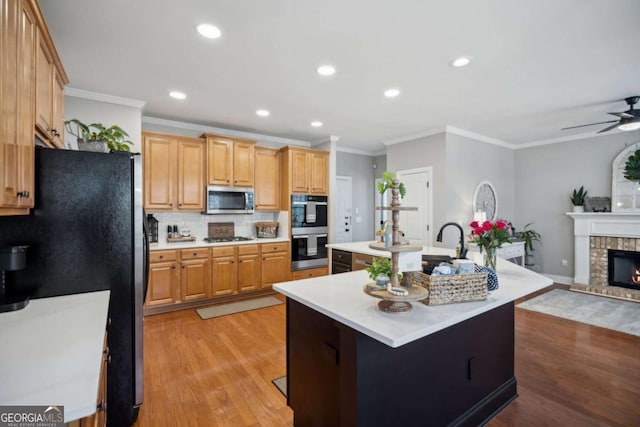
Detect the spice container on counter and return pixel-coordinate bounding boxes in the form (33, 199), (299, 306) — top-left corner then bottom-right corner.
(167, 225), (173, 239)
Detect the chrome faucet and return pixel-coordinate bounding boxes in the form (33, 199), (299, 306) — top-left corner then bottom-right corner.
(436, 222), (467, 258)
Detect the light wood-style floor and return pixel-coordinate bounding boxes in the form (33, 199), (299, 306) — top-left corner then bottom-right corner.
(134, 290), (640, 427)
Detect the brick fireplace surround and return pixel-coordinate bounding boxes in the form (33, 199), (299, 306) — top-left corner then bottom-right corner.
(567, 213), (640, 301)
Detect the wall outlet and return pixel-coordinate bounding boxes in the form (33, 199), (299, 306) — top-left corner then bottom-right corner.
(561, 259), (568, 267)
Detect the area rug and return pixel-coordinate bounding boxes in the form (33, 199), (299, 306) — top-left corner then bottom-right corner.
(196, 296), (283, 320)
(272, 376), (287, 397)
(517, 289), (640, 337)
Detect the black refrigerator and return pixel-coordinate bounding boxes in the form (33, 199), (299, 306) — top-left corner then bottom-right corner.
(0, 147), (148, 426)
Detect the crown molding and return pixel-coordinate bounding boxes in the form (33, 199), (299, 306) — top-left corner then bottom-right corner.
(336, 146), (384, 156)
(445, 126), (516, 149)
(383, 128), (445, 146)
(65, 87), (146, 109)
(142, 116), (312, 147)
(515, 129), (628, 149)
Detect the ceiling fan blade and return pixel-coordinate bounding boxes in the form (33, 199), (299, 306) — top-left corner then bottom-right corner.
(597, 123), (621, 133)
(608, 112), (634, 119)
(562, 120), (617, 130)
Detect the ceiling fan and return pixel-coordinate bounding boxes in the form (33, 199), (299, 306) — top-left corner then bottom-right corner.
(562, 96), (640, 133)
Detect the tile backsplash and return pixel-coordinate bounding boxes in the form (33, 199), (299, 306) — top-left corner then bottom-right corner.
(150, 211), (288, 242)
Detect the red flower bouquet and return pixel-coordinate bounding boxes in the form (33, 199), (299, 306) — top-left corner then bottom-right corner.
(469, 220), (511, 269)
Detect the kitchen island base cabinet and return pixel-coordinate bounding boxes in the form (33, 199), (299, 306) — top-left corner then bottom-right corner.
(287, 299), (517, 427)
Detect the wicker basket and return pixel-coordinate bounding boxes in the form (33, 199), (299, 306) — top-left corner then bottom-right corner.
(408, 271), (488, 305)
(255, 222), (279, 238)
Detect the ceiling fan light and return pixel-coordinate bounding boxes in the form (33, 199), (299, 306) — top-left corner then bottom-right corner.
(618, 119), (640, 131)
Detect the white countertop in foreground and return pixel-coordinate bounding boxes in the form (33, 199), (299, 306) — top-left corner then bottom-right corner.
(275, 244), (552, 348)
(0, 291), (110, 422)
(151, 236), (289, 250)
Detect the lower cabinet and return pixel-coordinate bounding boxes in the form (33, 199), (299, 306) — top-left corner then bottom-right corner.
(292, 267), (328, 280)
(145, 242), (291, 313)
(261, 242), (291, 288)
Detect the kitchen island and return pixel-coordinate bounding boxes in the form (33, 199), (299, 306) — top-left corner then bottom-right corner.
(273, 245), (552, 427)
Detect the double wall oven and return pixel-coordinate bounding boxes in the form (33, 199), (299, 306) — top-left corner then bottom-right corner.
(291, 195), (328, 270)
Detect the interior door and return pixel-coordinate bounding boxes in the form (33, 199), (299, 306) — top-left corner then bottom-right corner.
(374, 178), (389, 239)
(397, 168), (432, 246)
(335, 176), (352, 243)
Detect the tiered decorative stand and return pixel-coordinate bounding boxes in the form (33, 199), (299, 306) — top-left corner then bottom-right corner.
(363, 179), (428, 313)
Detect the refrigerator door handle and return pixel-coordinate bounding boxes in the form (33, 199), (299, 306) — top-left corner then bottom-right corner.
(142, 213), (150, 304)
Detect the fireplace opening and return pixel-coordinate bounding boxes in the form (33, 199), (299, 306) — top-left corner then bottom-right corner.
(608, 249), (640, 290)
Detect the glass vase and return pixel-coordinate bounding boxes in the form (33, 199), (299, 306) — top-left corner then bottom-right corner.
(484, 246), (497, 270)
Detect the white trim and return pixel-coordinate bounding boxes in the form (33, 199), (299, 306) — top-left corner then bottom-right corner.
(445, 126), (516, 149)
(65, 87), (146, 109)
(514, 130), (622, 149)
(383, 128), (444, 146)
(543, 274), (573, 285)
(142, 116), (312, 147)
(336, 146), (384, 156)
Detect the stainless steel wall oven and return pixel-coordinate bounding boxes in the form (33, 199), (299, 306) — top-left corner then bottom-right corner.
(291, 195), (328, 270)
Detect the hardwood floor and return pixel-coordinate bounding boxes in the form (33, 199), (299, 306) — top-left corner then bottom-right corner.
(134, 291), (640, 427)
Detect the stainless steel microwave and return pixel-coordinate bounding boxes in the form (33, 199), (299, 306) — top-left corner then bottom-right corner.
(206, 186), (254, 214)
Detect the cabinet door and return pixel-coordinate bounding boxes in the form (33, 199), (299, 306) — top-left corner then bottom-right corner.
(238, 253), (261, 292)
(262, 251), (291, 288)
(232, 141), (255, 187)
(146, 261), (179, 306)
(255, 147), (280, 210)
(309, 152), (328, 195)
(291, 150), (309, 193)
(143, 134), (176, 210)
(177, 139), (205, 210)
(181, 258), (211, 301)
(207, 137), (233, 186)
(35, 30), (53, 140)
(211, 255), (237, 296)
(51, 70), (65, 148)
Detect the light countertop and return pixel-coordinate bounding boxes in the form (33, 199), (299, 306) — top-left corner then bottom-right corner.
(151, 236), (289, 250)
(275, 244), (552, 348)
(0, 291), (110, 422)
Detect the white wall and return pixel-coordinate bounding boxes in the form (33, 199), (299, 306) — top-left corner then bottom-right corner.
(64, 96), (142, 152)
(514, 131), (637, 279)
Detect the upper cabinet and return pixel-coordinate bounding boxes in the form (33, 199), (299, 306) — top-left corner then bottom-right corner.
(1, 0), (67, 215)
(280, 147), (329, 206)
(203, 134), (255, 187)
(143, 131), (205, 211)
(254, 147), (280, 211)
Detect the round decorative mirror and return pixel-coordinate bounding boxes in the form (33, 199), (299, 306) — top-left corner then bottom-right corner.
(473, 181), (498, 221)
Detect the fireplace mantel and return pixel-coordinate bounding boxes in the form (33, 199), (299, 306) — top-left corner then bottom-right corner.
(567, 212), (640, 284)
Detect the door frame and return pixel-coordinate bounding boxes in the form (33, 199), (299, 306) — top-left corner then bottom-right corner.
(335, 176), (353, 243)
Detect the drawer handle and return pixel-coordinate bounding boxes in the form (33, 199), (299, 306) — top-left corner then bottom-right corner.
(193, 253), (197, 256)
(159, 256), (164, 259)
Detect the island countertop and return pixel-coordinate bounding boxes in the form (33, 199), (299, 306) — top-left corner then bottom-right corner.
(274, 244), (552, 348)
(0, 291), (110, 422)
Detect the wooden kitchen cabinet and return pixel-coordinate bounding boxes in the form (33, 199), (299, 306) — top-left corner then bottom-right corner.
(280, 147), (329, 209)
(211, 246), (237, 296)
(254, 147), (280, 211)
(291, 267), (328, 280)
(237, 244), (261, 292)
(146, 254), (180, 307)
(180, 248), (211, 302)
(143, 131), (205, 211)
(204, 133), (255, 187)
(261, 242), (291, 288)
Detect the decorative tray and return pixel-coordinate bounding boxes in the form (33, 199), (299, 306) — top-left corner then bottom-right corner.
(167, 236), (196, 243)
(363, 283), (429, 313)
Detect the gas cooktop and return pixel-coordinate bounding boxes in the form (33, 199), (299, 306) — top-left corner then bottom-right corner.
(203, 236), (254, 243)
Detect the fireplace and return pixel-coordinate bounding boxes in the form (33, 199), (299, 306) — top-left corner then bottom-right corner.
(608, 249), (640, 290)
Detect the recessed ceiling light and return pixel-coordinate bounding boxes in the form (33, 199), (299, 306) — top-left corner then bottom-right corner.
(450, 56), (471, 68)
(384, 88), (400, 98)
(316, 65), (336, 76)
(169, 91), (186, 100)
(256, 109), (270, 117)
(197, 24), (221, 39)
(311, 121), (323, 128)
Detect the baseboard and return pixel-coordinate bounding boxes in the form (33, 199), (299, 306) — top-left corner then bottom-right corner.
(450, 377), (518, 427)
(543, 274), (573, 285)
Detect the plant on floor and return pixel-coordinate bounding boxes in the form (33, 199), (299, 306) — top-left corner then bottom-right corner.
(570, 186), (587, 206)
(623, 149), (640, 183)
(515, 223), (541, 255)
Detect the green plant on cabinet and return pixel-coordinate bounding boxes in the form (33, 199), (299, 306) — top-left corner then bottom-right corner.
(65, 119), (133, 152)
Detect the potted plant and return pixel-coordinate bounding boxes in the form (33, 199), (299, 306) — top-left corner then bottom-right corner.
(65, 119), (133, 153)
(515, 223), (541, 268)
(623, 149), (640, 184)
(570, 186), (587, 212)
(377, 171), (406, 198)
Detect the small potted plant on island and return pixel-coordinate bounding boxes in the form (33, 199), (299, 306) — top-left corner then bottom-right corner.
(65, 119), (133, 153)
(570, 186), (587, 212)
